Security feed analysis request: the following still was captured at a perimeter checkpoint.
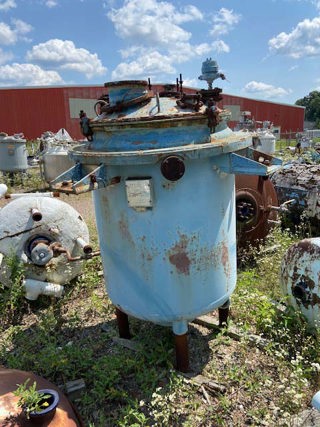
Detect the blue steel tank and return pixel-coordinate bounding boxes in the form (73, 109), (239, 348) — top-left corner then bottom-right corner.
(51, 61), (281, 371)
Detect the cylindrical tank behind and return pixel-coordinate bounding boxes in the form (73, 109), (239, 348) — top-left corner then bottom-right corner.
(39, 129), (75, 184)
(0, 133), (28, 173)
(280, 238), (320, 328)
(257, 130), (276, 154)
(41, 145), (75, 183)
(235, 175), (278, 248)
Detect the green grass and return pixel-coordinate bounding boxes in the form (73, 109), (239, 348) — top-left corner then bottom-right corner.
(1, 166), (320, 426)
(1, 224), (319, 426)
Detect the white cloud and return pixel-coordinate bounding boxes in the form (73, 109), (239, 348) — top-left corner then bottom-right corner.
(181, 77), (199, 88)
(210, 8), (241, 37)
(174, 5), (203, 24)
(0, 19), (33, 45)
(243, 81), (291, 98)
(116, 40), (212, 79)
(111, 50), (175, 80)
(107, 0), (202, 46)
(0, 47), (13, 64)
(108, 0), (224, 81)
(269, 17), (320, 58)
(0, 22), (16, 45)
(12, 19), (33, 37)
(0, 0), (16, 11)
(0, 63), (64, 86)
(119, 45), (142, 59)
(26, 39), (107, 78)
(12, 19), (33, 45)
(45, 0), (58, 7)
(167, 42), (211, 63)
(212, 40), (230, 53)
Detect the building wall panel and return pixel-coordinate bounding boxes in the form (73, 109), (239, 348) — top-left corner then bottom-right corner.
(219, 94), (305, 136)
(0, 88), (66, 139)
(0, 85), (305, 141)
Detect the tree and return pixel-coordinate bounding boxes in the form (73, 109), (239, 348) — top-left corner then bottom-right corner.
(295, 91), (320, 123)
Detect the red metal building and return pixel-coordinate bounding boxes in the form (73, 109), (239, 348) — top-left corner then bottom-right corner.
(0, 85), (305, 140)
(218, 93), (305, 138)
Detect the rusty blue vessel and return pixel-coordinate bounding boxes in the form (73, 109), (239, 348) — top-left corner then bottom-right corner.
(51, 59), (281, 370)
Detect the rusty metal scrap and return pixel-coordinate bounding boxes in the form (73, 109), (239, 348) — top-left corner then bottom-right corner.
(271, 163), (320, 227)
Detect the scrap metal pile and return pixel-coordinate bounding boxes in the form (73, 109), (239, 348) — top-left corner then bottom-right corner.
(271, 160), (320, 235)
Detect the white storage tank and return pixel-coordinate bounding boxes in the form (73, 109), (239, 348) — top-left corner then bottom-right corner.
(39, 129), (75, 184)
(257, 129), (276, 154)
(0, 133), (28, 173)
(41, 145), (75, 183)
(0, 194), (92, 300)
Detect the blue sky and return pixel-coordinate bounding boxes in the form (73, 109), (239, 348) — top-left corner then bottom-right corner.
(0, 0), (320, 104)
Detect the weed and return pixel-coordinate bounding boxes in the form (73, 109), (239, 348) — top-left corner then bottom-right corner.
(0, 253), (26, 327)
(2, 177), (320, 426)
(118, 400), (150, 427)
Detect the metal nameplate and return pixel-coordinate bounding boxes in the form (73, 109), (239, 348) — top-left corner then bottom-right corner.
(125, 179), (153, 210)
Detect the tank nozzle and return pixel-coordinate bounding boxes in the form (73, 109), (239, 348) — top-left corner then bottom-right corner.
(31, 208), (42, 222)
(76, 237), (93, 255)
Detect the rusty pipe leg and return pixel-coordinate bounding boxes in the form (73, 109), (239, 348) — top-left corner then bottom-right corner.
(218, 299), (230, 327)
(174, 333), (189, 373)
(115, 308), (131, 339)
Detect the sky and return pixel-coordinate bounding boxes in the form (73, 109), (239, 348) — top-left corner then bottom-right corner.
(0, 0), (320, 105)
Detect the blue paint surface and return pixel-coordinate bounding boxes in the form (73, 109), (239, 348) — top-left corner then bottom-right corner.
(93, 158), (236, 334)
(51, 85), (282, 334)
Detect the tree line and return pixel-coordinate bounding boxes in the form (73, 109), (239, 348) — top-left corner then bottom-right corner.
(295, 91), (320, 128)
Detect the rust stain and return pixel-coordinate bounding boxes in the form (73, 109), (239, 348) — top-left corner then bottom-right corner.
(169, 252), (190, 275)
(167, 232), (233, 278)
(118, 214), (134, 246)
(168, 234), (191, 275)
(162, 181), (177, 190)
(221, 241), (231, 278)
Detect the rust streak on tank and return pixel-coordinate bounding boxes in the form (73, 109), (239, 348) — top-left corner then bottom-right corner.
(221, 241), (230, 278)
(118, 214), (134, 246)
(168, 234), (191, 275)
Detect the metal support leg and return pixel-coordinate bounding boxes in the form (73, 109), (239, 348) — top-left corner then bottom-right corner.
(218, 299), (230, 327)
(115, 308), (131, 339)
(174, 333), (189, 373)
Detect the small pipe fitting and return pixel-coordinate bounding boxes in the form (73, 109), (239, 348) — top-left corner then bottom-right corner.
(31, 208), (42, 221)
(76, 237), (93, 254)
(23, 279), (64, 300)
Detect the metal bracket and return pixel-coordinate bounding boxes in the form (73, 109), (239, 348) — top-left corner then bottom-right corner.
(212, 147), (282, 176)
(50, 163), (119, 194)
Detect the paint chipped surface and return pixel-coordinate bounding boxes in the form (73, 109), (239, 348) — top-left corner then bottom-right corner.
(118, 213), (134, 246)
(281, 238), (320, 327)
(221, 241), (231, 278)
(167, 232), (231, 279)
